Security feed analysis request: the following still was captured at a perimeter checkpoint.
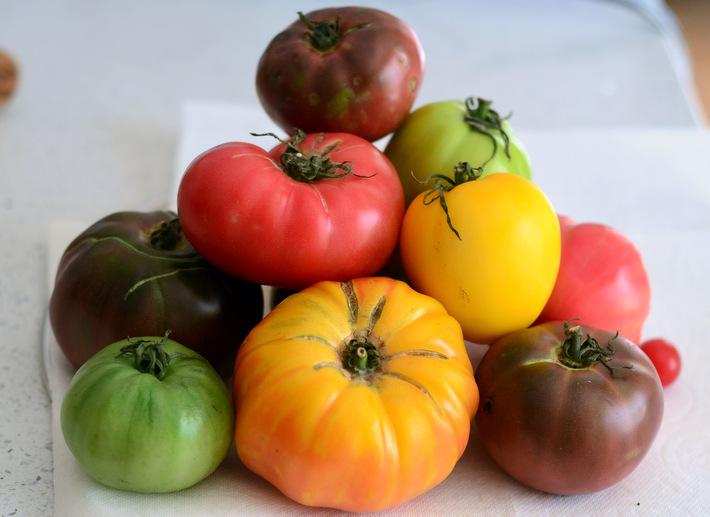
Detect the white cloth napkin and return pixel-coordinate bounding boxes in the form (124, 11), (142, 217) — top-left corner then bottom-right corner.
(44, 101), (710, 515)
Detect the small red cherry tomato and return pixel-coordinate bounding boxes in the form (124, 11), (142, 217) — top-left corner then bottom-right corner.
(640, 338), (681, 387)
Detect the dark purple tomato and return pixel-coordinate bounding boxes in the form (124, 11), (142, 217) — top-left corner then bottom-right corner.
(49, 211), (264, 378)
(474, 320), (664, 495)
(256, 7), (425, 142)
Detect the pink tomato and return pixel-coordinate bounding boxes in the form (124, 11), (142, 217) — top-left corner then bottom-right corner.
(536, 215), (651, 344)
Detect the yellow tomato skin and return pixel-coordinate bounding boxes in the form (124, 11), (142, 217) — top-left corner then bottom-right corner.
(232, 277), (478, 513)
(399, 172), (561, 344)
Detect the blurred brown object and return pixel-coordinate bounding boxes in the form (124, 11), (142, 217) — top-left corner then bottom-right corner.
(666, 0), (710, 121)
(0, 49), (19, 109)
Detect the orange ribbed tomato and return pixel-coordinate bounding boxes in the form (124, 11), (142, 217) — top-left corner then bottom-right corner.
(232, 277), (478, 513)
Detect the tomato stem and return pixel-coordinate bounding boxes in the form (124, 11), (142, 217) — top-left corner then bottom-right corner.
(344, 336), (381, 375)
(251, 130), (375, 183)
(318, 281), (452, 396)
(463, 97), (512, 169)
(419, 161), (483, 240)
(559, 319), (633, 373)
(115, 332), (197, 380)
(337, 281), (386, 378)
(147, 215), (187, 251)
(298, 11), (342, 52)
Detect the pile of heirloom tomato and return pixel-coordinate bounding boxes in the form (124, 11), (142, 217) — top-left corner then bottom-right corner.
(49, 6), (683, 513)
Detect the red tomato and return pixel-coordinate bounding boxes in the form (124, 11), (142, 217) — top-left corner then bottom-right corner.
(256, 7), (425, 142)
(177, 131), (405, 290)
(641, 338), (682, 386)
(535, 215), (651, 344)
(475, 320), (664, 495)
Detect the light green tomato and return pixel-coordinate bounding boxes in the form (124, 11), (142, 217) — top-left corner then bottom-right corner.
(60, 335), (234, 493)
(384, 97), (532, 206)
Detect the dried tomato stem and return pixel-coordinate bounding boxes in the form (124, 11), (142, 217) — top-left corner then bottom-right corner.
(148, 215), (186, 251)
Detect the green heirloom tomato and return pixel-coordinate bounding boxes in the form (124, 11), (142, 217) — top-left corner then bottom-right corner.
(384, 97), (532, 206)
(61, 335), (234, 493)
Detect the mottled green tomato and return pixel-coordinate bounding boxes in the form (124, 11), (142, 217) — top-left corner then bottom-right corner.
(384, 97), (532, 206)
(60, 335), (234, 493)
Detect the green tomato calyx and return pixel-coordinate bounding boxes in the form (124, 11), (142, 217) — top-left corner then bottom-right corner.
(463, 97), (513, 169)
(116, 332), (196, 381)
(297, 11), (372, 54)
(420, 161), (483, 241)
(251, 130), (376, 183)
(558, 319), (633, 373)
(298, 11), (342, 53)
(147, 215), (188, 251)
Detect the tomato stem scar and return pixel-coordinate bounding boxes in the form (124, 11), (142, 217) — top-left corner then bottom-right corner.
(146, 215), (187, 251)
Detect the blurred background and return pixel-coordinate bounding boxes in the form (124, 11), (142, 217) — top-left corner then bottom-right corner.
(667, 0), (710, 119)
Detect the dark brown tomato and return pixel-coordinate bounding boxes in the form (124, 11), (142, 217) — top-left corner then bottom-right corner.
(256, 7), (425, 142)
(49, 211), (264, 379)
(474, 320), (664, 495)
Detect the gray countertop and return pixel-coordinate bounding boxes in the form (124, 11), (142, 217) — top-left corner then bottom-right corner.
(0, 1), (705, 515)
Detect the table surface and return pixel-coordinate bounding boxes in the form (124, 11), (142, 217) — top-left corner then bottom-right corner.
(1, 1), (707, 515)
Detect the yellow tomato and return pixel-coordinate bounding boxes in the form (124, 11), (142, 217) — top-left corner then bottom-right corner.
(399, 170), (561, 344)
(232, 277), (478, 513)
